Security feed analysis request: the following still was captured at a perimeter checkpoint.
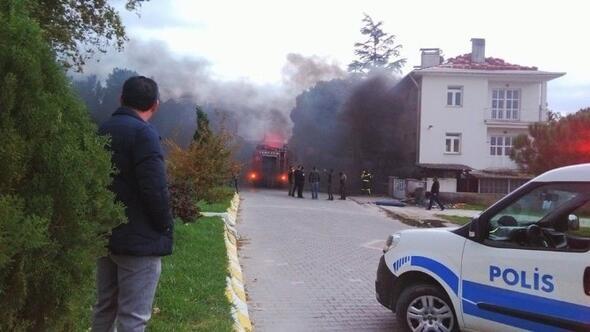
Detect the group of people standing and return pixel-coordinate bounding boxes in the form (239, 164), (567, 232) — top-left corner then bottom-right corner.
(288, 166), (348, 200)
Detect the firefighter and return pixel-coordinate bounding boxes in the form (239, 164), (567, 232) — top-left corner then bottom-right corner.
(326, 169), (334, 200)
(309, 166), (320, 199)
(339, 171), (347, 200)
(361, 170), (373, 196)
(288, 166), (295, 197)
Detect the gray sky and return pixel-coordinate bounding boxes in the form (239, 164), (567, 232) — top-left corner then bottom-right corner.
(108, 0), (589, 114)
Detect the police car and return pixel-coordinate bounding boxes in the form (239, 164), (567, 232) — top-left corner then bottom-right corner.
(376, 164), (590, 331)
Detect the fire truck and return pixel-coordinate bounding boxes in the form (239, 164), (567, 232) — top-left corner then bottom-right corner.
(247, 144), (290, 188)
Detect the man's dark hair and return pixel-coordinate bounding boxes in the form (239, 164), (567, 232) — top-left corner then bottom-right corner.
(121, 76), (159, 111)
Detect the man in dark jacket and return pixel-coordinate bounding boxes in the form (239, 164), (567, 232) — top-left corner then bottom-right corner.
(326, 169), (334, 200)
(427, 176), (445, 210)
(92, 76), (173, 331)
(309, 166), (320, 199)
(295, 165), (305, 198)
(339, 172), (347, 200)
(288, 166), (295, 196)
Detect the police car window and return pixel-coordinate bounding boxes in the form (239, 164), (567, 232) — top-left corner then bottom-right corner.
(489, 184), (580, 230)
(567, 201), (590, 239)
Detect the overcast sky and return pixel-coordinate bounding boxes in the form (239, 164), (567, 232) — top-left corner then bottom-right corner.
(109, 0), (589, 114)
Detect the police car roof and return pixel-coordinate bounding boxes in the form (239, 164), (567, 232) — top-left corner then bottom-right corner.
(533, 163), (590, 183)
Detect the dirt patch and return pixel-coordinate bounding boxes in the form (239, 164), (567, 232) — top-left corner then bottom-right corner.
(378, 207), (446, 228)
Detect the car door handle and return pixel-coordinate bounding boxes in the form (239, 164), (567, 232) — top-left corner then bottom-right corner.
(584, 267), (590, 296)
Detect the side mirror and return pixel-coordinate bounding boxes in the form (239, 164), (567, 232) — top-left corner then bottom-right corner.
(568, 214), (580, 231)
(468, 217), (487, 242)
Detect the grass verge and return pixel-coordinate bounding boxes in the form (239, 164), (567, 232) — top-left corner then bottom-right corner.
(197, 200), (231, 213)
(450, 203), (488, 211)
(150, 216), (233, 332)
(436, 214), (472, 226)
(197, 186), (235, 213)
(571, 227), (590, 237)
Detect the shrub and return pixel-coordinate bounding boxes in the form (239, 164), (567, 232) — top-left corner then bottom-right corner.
(203, 186), (235, 204)
(169, 182), (200, 223)
(167, 108), (238, 206)
(0, 2), (123, 329)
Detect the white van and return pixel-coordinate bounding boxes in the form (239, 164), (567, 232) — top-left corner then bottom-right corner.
(375, 164), (590, 331)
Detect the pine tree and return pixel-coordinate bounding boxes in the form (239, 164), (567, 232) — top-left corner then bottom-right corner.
(348, 14), (406, 74)
(0, 1), (123, 329)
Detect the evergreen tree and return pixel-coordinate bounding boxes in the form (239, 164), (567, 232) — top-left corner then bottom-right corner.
(193, 105), (211, 142)
(0, 1), (123, 329)
(348, 14), (406, 74)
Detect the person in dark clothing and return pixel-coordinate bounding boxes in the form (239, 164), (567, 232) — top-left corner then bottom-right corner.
(288, 166), (295, 196)
(232, 172), (239, 193)
(296, 166), (306, 198)
(93, 76), (173, 330)
(427, 176), (445, 210)
(326, 169), (334, 200)
(309, 166), (321, 199)
(339, 172), (347, 200)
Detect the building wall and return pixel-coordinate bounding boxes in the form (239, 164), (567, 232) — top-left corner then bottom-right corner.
(418, 75), (544, 170)
(426, 177), (457, 193)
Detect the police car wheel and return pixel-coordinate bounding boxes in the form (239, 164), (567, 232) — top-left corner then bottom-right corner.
(395, 283), (458, 332)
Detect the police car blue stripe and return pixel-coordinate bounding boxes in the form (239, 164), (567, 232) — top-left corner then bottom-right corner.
(463, 280), (590, 325)
(462, 300), (568, 332)
(411, 256), (459, 295)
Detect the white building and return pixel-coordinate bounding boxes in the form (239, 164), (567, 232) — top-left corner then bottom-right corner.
(397, 39), (564, 194)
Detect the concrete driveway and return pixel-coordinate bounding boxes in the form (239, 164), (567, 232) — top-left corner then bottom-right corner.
(237, 189), (408, 331)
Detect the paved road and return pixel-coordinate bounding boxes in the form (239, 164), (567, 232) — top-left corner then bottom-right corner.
(237, 189), (408, 331)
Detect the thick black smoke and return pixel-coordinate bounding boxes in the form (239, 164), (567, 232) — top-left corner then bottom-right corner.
(288, 71), (418, 194)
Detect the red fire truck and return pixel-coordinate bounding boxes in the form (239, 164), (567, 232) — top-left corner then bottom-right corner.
(247, 144), (290, 188)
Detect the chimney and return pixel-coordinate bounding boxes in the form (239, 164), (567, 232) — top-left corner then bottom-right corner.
(471, 38), (485, 63)
(420, 48), (443, 68)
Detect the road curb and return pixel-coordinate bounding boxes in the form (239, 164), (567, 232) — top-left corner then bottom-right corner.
(202, 194), (252, 332)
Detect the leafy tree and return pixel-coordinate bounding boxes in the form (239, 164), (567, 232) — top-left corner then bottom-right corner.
(27, 0), (149, 70)
(511, 108), (590, 174)
(0, 1), (123, 329)
(348, 14), (406, 74)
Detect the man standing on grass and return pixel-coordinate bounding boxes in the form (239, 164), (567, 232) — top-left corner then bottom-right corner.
(93, 76), (173, 331)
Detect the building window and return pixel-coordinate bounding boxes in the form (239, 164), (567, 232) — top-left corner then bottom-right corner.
(492, 88), (520, 120)
(447, 86), (462, 107)
(445, 133), (461, 154)
(490, 136), (513, 156)
(479, 179), (509, 194)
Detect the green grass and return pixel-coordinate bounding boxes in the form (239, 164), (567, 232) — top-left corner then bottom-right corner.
(436, 214), (473, 226)
(571, 227), (590, 237)
(197, 200), (231, 213)
(150, 217), (233, 332)
(197, 186), (235, 213)
(456, 203), (488, 211)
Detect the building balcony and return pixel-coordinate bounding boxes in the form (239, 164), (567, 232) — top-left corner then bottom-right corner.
(483, 118), (533, 129)
(483, 108), (541, 129)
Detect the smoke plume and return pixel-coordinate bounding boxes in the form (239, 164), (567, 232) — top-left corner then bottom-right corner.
(76, 39), (346, 142)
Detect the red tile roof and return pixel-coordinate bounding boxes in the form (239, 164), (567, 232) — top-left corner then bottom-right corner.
(438, 53), (538, 71)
